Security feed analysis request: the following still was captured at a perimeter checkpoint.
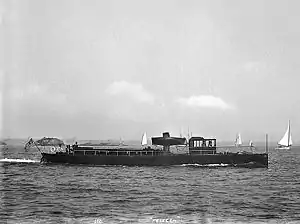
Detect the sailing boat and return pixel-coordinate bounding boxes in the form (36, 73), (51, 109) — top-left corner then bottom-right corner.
(141, 132), (148, 147)
(249, 140), (253, 147)
(235, 133), (242, 147)
(249, 140), (255, 152)
(277, 120), (292, 150)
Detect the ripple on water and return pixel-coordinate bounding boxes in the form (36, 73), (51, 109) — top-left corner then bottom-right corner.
(1, 146), (300, 223)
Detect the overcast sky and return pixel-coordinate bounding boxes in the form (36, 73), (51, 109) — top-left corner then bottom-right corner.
(2, 0), (300, 142)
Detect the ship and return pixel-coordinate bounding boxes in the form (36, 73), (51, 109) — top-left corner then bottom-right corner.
(276, 120), (292, 150)
(29, 132), (268, 168)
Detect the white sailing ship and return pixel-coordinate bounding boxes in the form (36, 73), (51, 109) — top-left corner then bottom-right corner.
(235, 133), (242, 147)
(249, 140), (253, 147)
(276, 120), (292, 150)
(141, 132), (148, 146)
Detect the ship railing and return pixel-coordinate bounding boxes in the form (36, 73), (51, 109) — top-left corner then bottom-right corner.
(188, 149), (259, 155)
(66, 149), (236, 156)
(64, 148), (262, 156)
(68, 149), (167, 156)
(216, 146), (257, 154)
(188, 150), (217, 155)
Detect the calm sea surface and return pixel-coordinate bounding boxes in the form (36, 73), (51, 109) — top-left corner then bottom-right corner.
(1, 142), (300, 224)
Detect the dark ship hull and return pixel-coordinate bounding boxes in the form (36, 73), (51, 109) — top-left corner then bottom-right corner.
(41, 152), (268, 168)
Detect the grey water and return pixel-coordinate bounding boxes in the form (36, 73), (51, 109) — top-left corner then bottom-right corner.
(1, 142), (300, 224)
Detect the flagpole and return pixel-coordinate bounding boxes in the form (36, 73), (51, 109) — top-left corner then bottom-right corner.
(287, 120), (290, 147)
(33, 140), (42, 153)
(265, 134), (268, 154)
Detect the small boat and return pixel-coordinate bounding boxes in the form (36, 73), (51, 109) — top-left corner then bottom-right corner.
(276, 120), (292, 150)
(141, 132), (148, 146)
(235, 133), (242, 147)
(249, 140), (253, 147)
(248, 140), (257, 152)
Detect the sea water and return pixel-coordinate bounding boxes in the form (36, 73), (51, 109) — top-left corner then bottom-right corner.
(1, 142), (300, 224)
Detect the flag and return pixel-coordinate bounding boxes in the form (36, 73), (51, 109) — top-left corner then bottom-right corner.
(24, 138), (34, 150)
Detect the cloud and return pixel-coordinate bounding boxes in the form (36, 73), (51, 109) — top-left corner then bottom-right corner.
(240, 61), (274, 79)
(177, 95), (234, 110)
(9, 82), (74, 118)
(10, 83), (67, 106)
(106, 81), (154, 104)
(241, 61), (270, 76)
(243, 61), (262, 73)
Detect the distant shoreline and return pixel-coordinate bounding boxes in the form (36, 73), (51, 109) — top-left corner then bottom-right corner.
(1, 138), (298, 147)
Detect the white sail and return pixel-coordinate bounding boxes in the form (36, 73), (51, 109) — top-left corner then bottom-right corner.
(141, 132), (147, 146)
(235, 133), (242, 146)
(249, 140), (253, 147)
(278, 121), (292, 147)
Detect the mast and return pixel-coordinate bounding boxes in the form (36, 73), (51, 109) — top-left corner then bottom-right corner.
(265, 134), (268, 154)
(287, 120), (290, 147)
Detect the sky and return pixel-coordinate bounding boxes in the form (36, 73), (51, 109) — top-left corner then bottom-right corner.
(2, 0), (300, 143)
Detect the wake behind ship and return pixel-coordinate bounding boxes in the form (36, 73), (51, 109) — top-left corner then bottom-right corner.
(30, 132), (268, 168)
